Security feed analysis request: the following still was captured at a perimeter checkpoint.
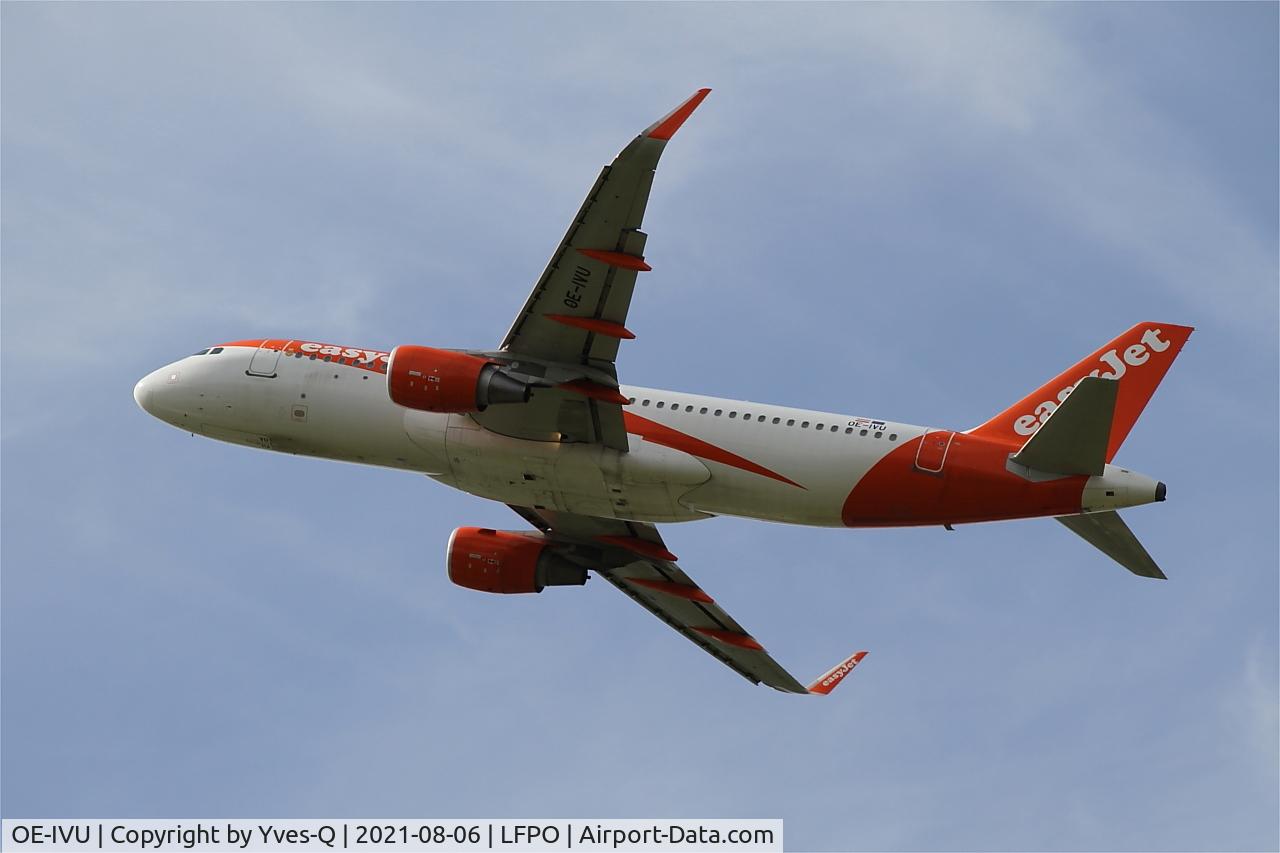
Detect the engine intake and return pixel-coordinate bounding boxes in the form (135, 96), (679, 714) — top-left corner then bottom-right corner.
(387, 345), (531, 413)
(447, 527), (588, 594)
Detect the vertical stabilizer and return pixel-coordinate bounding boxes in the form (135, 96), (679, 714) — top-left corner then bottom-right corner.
(971, 323), (1193, 461)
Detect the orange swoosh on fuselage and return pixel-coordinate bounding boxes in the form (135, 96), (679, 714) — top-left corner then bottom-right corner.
(623, 412), (805, 489)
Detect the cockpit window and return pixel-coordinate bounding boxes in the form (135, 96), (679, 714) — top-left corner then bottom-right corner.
(192, 349), (210, 356)
(208, 347), (224, 354)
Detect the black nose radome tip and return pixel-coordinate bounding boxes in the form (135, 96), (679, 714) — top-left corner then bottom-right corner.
(1155, 482), (1167, 502)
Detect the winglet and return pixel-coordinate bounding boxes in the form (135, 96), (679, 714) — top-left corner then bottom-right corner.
(645, 88), (712, 141)
(807, 651), (868, 695)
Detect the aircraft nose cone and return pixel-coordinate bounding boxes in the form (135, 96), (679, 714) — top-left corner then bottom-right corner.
(133, 377), (154, 415)
(1155, 481), (1167, 502)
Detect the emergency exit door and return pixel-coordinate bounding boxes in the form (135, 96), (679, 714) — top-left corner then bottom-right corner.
(914, 430), (954, 473)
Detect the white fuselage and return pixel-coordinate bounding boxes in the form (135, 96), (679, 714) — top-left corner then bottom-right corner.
(134, 343), (926, 527)
(134, 342), (1161, 530)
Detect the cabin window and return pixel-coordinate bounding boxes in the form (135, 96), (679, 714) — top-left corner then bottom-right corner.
(700, 407), (708, 414)
(889, 433), (898, 441)
(773, 417), (781, 424)
(656, 401), (665, 408)
(729, 412), (737, 419)
(816, 423), (824, 430)
(801, 421), (810, 428)
(642, 399), (650, 406)
(714, 409), (723, 416)
(757, 415), (766, 422)
(860, 429), (868, 436)
(686, 405), (694, 412)
(874, 431), (883, 438)
(628, 397), (636, 404)
(845, 427), (854, 434)
(787, 419), (795, 426)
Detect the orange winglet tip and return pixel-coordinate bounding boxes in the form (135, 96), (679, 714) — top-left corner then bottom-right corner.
(646, 88), (712, 141)
(558, 379), (631, 406)
(576, 248), (651, 272)
(625, 577), (714, 603)
(595, 535), (677, 563)
(807, 651), (868, 695)
(693, 627), (765, 652)
(545, 314), (636, 340)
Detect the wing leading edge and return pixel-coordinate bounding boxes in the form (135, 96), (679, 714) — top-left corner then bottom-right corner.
(507, 505), (867, 695)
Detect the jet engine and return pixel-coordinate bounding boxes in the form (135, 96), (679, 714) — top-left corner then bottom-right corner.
(447, 527), (588, 594)
(387, 345), (531, 413)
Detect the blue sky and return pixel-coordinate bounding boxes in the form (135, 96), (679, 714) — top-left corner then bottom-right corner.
(2, 4), (1276, 850)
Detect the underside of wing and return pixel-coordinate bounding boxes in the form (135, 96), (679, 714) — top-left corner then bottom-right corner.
(596, 559), (811, 694)
(507, 505), (866, 694)
(472, 381), (630, 449)
(499, 89), (709, 369)
(475, 90), (713, 452)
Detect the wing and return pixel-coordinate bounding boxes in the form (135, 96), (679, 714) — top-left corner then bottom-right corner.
(475, 90), (711, 452)
(500, 88), (709, 367)
(508, 505), (867, 694)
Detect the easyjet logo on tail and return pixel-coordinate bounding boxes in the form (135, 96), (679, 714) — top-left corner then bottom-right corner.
(1012, 328), (1171, 437)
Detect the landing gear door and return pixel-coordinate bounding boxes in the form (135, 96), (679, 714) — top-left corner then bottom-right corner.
(247, 340), (289, 378)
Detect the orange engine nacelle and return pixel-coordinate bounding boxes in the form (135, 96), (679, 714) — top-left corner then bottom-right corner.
(387, 345), (531, 413)
(447, 527), (588, 594)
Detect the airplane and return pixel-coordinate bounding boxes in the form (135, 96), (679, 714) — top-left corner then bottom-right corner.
(133, 89), (1193, 695)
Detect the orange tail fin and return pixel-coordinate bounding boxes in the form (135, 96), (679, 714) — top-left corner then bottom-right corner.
(970, 322), (1194, 462)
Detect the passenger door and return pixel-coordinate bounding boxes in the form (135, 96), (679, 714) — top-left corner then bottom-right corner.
(247, 340), (289, 377)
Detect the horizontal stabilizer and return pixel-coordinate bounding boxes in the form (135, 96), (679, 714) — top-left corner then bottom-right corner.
(1011, 376), (1117, 476)
(1056, 510), (1166, 579)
